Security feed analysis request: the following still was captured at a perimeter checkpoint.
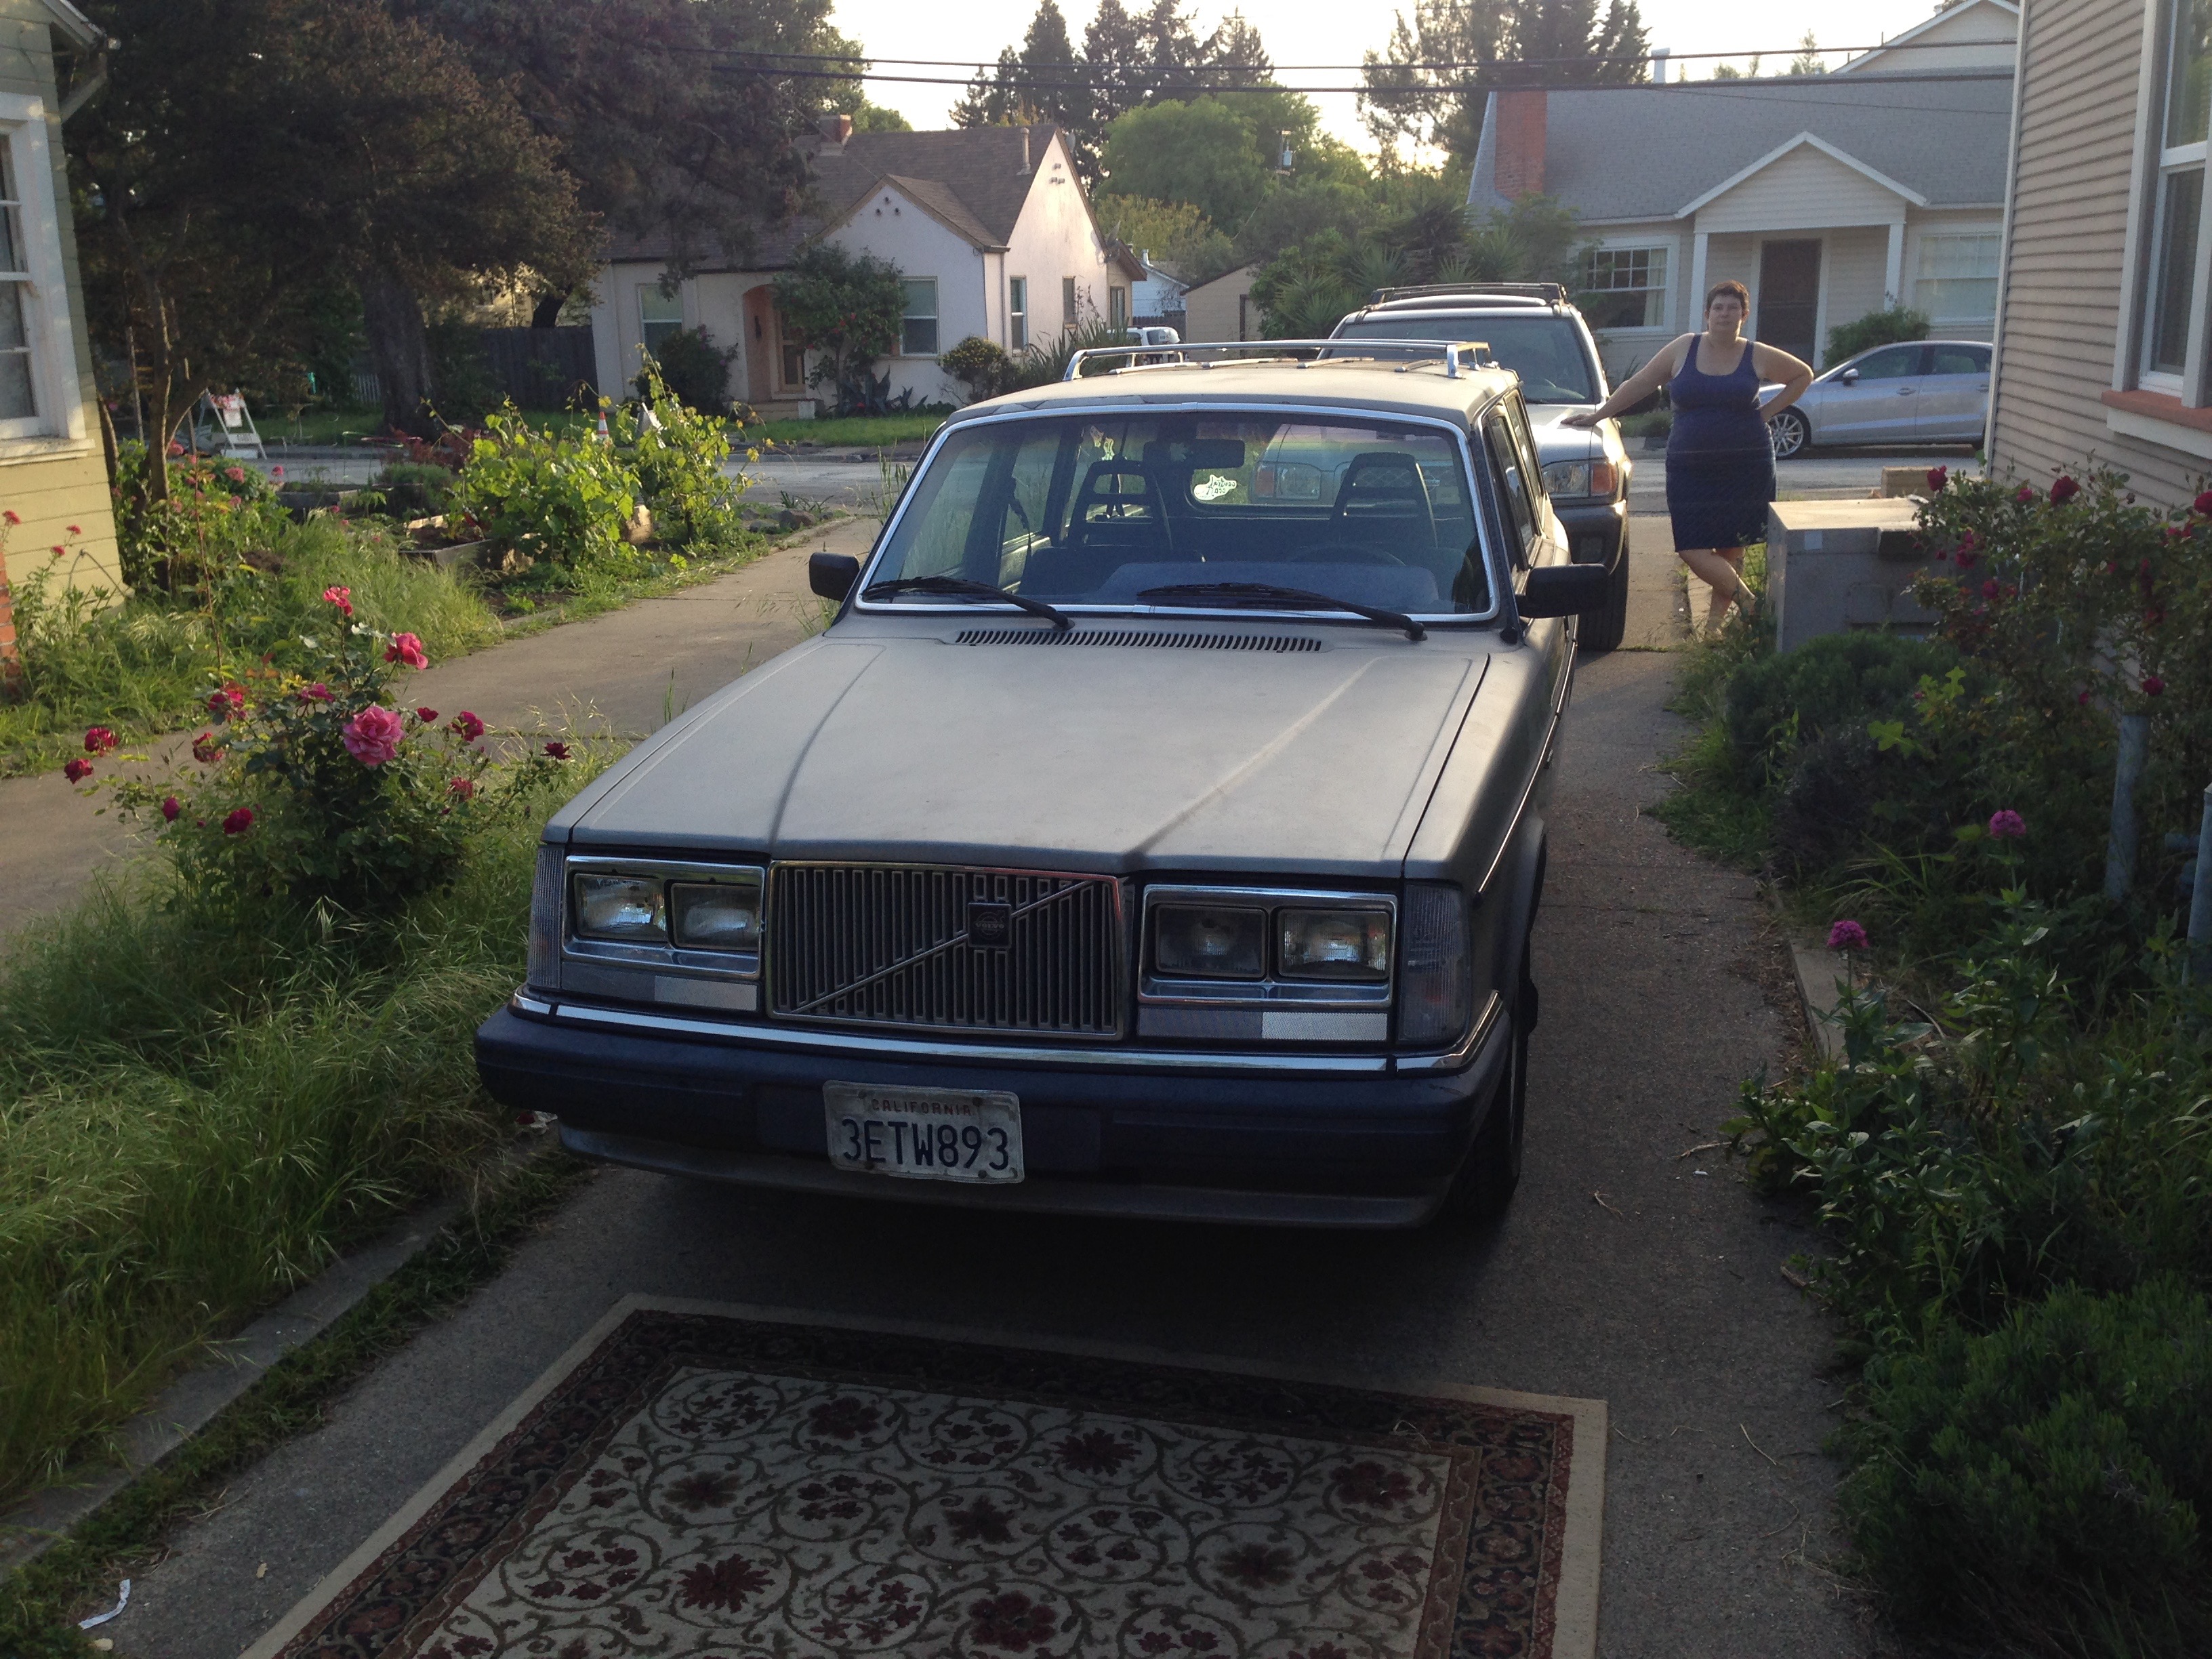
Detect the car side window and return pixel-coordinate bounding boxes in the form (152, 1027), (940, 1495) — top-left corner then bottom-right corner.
(1929, 344), (1990, 376)
(1849, 344), (1928, 380)
(1483, 410), (1536, 567)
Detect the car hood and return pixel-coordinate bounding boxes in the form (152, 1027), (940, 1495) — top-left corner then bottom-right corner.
(1525, 403), (1604, 464)
(552, 630), (1490, 877)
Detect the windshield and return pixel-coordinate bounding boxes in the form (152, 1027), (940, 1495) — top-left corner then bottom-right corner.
(867, 411), (1494, 619)
(1334, 314), (1599, 404)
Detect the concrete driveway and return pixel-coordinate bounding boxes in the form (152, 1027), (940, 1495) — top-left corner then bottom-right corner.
(97, 518), (1877, 1658)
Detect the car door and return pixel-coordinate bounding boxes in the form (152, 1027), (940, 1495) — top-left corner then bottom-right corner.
(1914, 343), (1992, 441)
(1810, 344), (1930, 445)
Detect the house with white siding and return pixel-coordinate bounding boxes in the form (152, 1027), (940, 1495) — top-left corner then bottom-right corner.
(1986, 0), (2212, 508)
(1467, 66), (2016, 380)
(590, 119), (1139, 415)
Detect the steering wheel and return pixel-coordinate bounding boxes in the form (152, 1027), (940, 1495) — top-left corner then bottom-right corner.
(1274, 541), (1406, 566)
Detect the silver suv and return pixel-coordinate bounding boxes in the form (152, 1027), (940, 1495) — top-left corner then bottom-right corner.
(1333, 285), (1632, 653)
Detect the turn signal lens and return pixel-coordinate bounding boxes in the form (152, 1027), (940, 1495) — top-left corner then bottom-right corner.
(1399, 884), (1471, 1045)
(670, 880), (762, 952)
(1154, 904), (1267, 979)
(572, 873), (666, 942)
(1277, 907), (1391, 980)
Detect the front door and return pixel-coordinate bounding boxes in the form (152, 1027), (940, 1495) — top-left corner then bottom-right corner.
(1755, 241), (1822, 365)
(741, 286), (776, 407)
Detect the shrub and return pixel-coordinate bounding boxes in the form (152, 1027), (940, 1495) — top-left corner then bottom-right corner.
(374, 460), (456, 519)
(1721, 632), (1962, 787)
(111, 443), (292, 595)
(449, 409), (638, 575)
(1824, 304), (1930, 369)
(1840, 1278), (2212, 1652)
(615, 361), (751, 550)
(941, 335), (1010, 403)
(772, 244), (905, 413)
(639, 328), (735, 413)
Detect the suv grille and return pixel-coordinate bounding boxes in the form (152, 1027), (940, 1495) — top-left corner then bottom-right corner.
(769, 864), (1123, 1038)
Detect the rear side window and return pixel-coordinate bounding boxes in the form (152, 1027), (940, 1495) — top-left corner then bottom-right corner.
(1929, 344), (1990, 375)
(1848, 344), (1928, 380)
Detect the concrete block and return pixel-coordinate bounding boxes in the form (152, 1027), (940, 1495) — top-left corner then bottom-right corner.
(1878, 465), (1935, 498)
(1766, 498), (1942, 654)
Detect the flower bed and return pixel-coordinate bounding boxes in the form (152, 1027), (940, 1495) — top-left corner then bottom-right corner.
(1664, 466), (2212, 1657)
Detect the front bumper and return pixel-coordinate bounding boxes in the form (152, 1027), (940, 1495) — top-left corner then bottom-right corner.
(475, 998), (1509, 1228)
(1555, 497), (1628, 570)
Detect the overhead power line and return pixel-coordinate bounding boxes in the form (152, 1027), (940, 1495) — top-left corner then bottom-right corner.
(724, 38), (2018, 73)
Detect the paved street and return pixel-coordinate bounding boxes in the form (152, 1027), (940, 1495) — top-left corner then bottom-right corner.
(98, 517), (1876, 1658)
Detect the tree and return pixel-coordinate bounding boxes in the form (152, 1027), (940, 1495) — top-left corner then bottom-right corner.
(952, 48), (1026, 127)
(1098, 98), (1274, 227)
(1092, 196), (1236, 281)
(1360, 0), (1649, 162)
(772, 244), (905, 413)
(1788, 30), (1826, 75)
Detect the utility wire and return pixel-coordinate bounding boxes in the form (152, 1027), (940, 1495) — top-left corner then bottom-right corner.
(723, 39), (2018, 72)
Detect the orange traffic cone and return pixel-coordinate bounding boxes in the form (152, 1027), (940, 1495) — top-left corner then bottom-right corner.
(596, 406), (611, 443)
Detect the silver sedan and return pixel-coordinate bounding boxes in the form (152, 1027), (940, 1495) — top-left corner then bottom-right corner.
(1763, 339), (1991, 457)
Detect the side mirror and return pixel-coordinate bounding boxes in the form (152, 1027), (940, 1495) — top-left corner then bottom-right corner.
(1517, 563), (1611, 618)
(809, 552), (859, 602)
(1841, 367), (1860, 384)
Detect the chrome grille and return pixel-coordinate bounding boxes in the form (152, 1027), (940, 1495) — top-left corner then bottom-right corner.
(769, 864), (1123, 1038)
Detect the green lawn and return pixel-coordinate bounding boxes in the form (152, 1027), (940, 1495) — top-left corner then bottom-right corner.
(746, 413), (944, 449)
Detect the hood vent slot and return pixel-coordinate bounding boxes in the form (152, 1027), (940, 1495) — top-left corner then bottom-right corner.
(956, 628), (1322, 652)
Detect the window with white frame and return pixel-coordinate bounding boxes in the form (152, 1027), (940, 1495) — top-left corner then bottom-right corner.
(2139, 0), (2212, 388)
(0, 102), (75, 445)
(901, 279), (938, 355)
(1917, 233), (2001, 323)
(1578, 245), (1671, 329)
(1009, 276), (1028, 350)
(639, 283), (684, 354)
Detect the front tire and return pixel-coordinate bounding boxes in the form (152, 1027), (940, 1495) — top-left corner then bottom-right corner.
(1768, 408), (1809, 459)
(1578, 526), (1631, 654)
(1435, 945), (1534, 1227)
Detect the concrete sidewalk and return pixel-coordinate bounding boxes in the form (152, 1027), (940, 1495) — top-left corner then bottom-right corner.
(0, 519), (871, 938)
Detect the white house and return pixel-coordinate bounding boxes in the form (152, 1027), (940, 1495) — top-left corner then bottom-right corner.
(1127, 250), (1189, 331)
(1467, 58), (2016, 377)
(590, 118), (1141, 414)
(1833, 0), (2020, 75)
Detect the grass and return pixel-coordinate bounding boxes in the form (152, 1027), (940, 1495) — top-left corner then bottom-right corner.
(0, 745), (613, 1513)
(246, 409), (945, 453)
(0, 1146), (590, 1656)
(251, 407), (594, 448)
(747, 413), (943, 449)
(0, 522), (503, 777)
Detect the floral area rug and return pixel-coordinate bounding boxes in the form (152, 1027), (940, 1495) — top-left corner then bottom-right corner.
(251, 1300), (1602, 1659)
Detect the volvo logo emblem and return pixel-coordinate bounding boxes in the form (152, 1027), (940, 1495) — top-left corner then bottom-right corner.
(966, 900), (1013, 947)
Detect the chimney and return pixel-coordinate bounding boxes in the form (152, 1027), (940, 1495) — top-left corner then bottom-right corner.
(1492, 89), (1547, 200)
(819, 112), (853, 148)
(1650, 47), (1671, 83)
(1021, 125), (1032, 172)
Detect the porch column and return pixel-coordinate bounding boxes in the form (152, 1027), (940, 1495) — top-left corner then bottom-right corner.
(1884, 218), (1906, 308)
(1687, 229), (1710, 325)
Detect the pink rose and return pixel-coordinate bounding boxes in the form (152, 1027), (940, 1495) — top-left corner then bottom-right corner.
(271, 466), (284, 480)
(1987, 809), (2026, 840)
(342, 705), (407, 766)
(66, 524), (81, 536)
(384, 632), (428, 670)
(64, 758), (93, 783)
(222, 806), (255, 836)
(298, 682), (333, 703)
(1827, 919), (1868, 952)
(1, 509), (17, 525)
(2015, 485), (2036, 504)
(2143, 675), (2166, 697)
(161, 794), (181, 821)
(448, 777), (476, 800)
(207, 684), (245, 720)
(323, 586), (354, 616)
(224, 466), (245, 484)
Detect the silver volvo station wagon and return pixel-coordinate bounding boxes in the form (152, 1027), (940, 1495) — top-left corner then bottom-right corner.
(474, 339), (1612, 1227)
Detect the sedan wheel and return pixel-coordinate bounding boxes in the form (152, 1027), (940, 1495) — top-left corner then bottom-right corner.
(1768, 408), (1810, 459)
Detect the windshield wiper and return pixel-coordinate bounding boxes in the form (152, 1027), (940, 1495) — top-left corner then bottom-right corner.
(862, 575), (1071, 630)
(1135, 581), (1427, 641)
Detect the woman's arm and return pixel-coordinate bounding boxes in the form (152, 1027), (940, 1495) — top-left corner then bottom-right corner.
(1561, 334), (1690, 428)
(1750, 340), (1816, 416)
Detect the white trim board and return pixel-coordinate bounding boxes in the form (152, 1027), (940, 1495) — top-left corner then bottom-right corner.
(1675, 131), (1931, 218)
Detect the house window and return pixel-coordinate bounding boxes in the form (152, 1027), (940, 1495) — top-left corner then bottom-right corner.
(0, 135), (37, 424)
(1578, 246), (1671, 329)
(1063, 275), (1078, 330)
(1009, 276), (1028, 350)
(640, 284), (684, 354)
(1109, 285), (1128, 330)
(1917, 233), (2001, 323)
(901, 279), (938, 356)
(2140, 0), (2212, 386)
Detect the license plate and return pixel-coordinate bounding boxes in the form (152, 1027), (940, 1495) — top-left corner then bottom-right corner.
(823, 1082), (1025, 1184)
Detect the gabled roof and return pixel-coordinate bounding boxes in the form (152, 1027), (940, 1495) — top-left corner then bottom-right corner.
(608, 125), (1064, 270)
(1835, 0), (2018, 75)
(1672, 131), (1930, 216)
(33, 0), (104, 49)
(1467, 70), (2014, 223)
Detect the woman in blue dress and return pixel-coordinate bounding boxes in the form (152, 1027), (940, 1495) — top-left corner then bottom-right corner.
(1567, 280), (1814, 632)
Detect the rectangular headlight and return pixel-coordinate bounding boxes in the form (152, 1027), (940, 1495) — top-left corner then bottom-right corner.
(571, 873), (667, 943)
(1277, 907), (1391, 980)
(670, 878), (762, 952)
(1398, 884), (1470, 1045)
(1153, 903), (1267, 979)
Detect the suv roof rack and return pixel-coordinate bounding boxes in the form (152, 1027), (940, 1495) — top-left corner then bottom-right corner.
(1061, 337), (1498, 382)
(1366, 282), (1570, 306)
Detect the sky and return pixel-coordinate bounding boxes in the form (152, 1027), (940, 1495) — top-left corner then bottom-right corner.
(825, 0), (1973, 156)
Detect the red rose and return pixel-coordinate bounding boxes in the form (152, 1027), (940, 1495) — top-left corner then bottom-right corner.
(2050, 476), (2080, 504)
(207, 684), (245, 719)
(222, 806), (255, 835)
(543, 740), (571, 760)
(448, 776), (476, 800)
(83, 726), (118, 754)
(1925, 466), (1947, 493)
(384, 632), (429, 670)
(66, 524), (81, 536)
(449, 710), (486, 742)
(224, 466), (245, 484)
(1982, 579), (2001, 599)
(190, 731), (224, 764)
(1, 509), (17, 525)
(2144, 675), (2166, 697)
(2015, 485), (2036, 504)
(2196, 489), (2212, 516)
(64, 758), (94, 782)
(298, 681), (333, 703)
(1956, 550), (1977, 569)
(414, 707), (439, 724)
(161, 794), (181, 821)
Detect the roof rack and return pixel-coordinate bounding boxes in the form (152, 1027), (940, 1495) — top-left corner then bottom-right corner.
(1366, 282), (1570, 306)
(1060, 337), (1498, 382)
